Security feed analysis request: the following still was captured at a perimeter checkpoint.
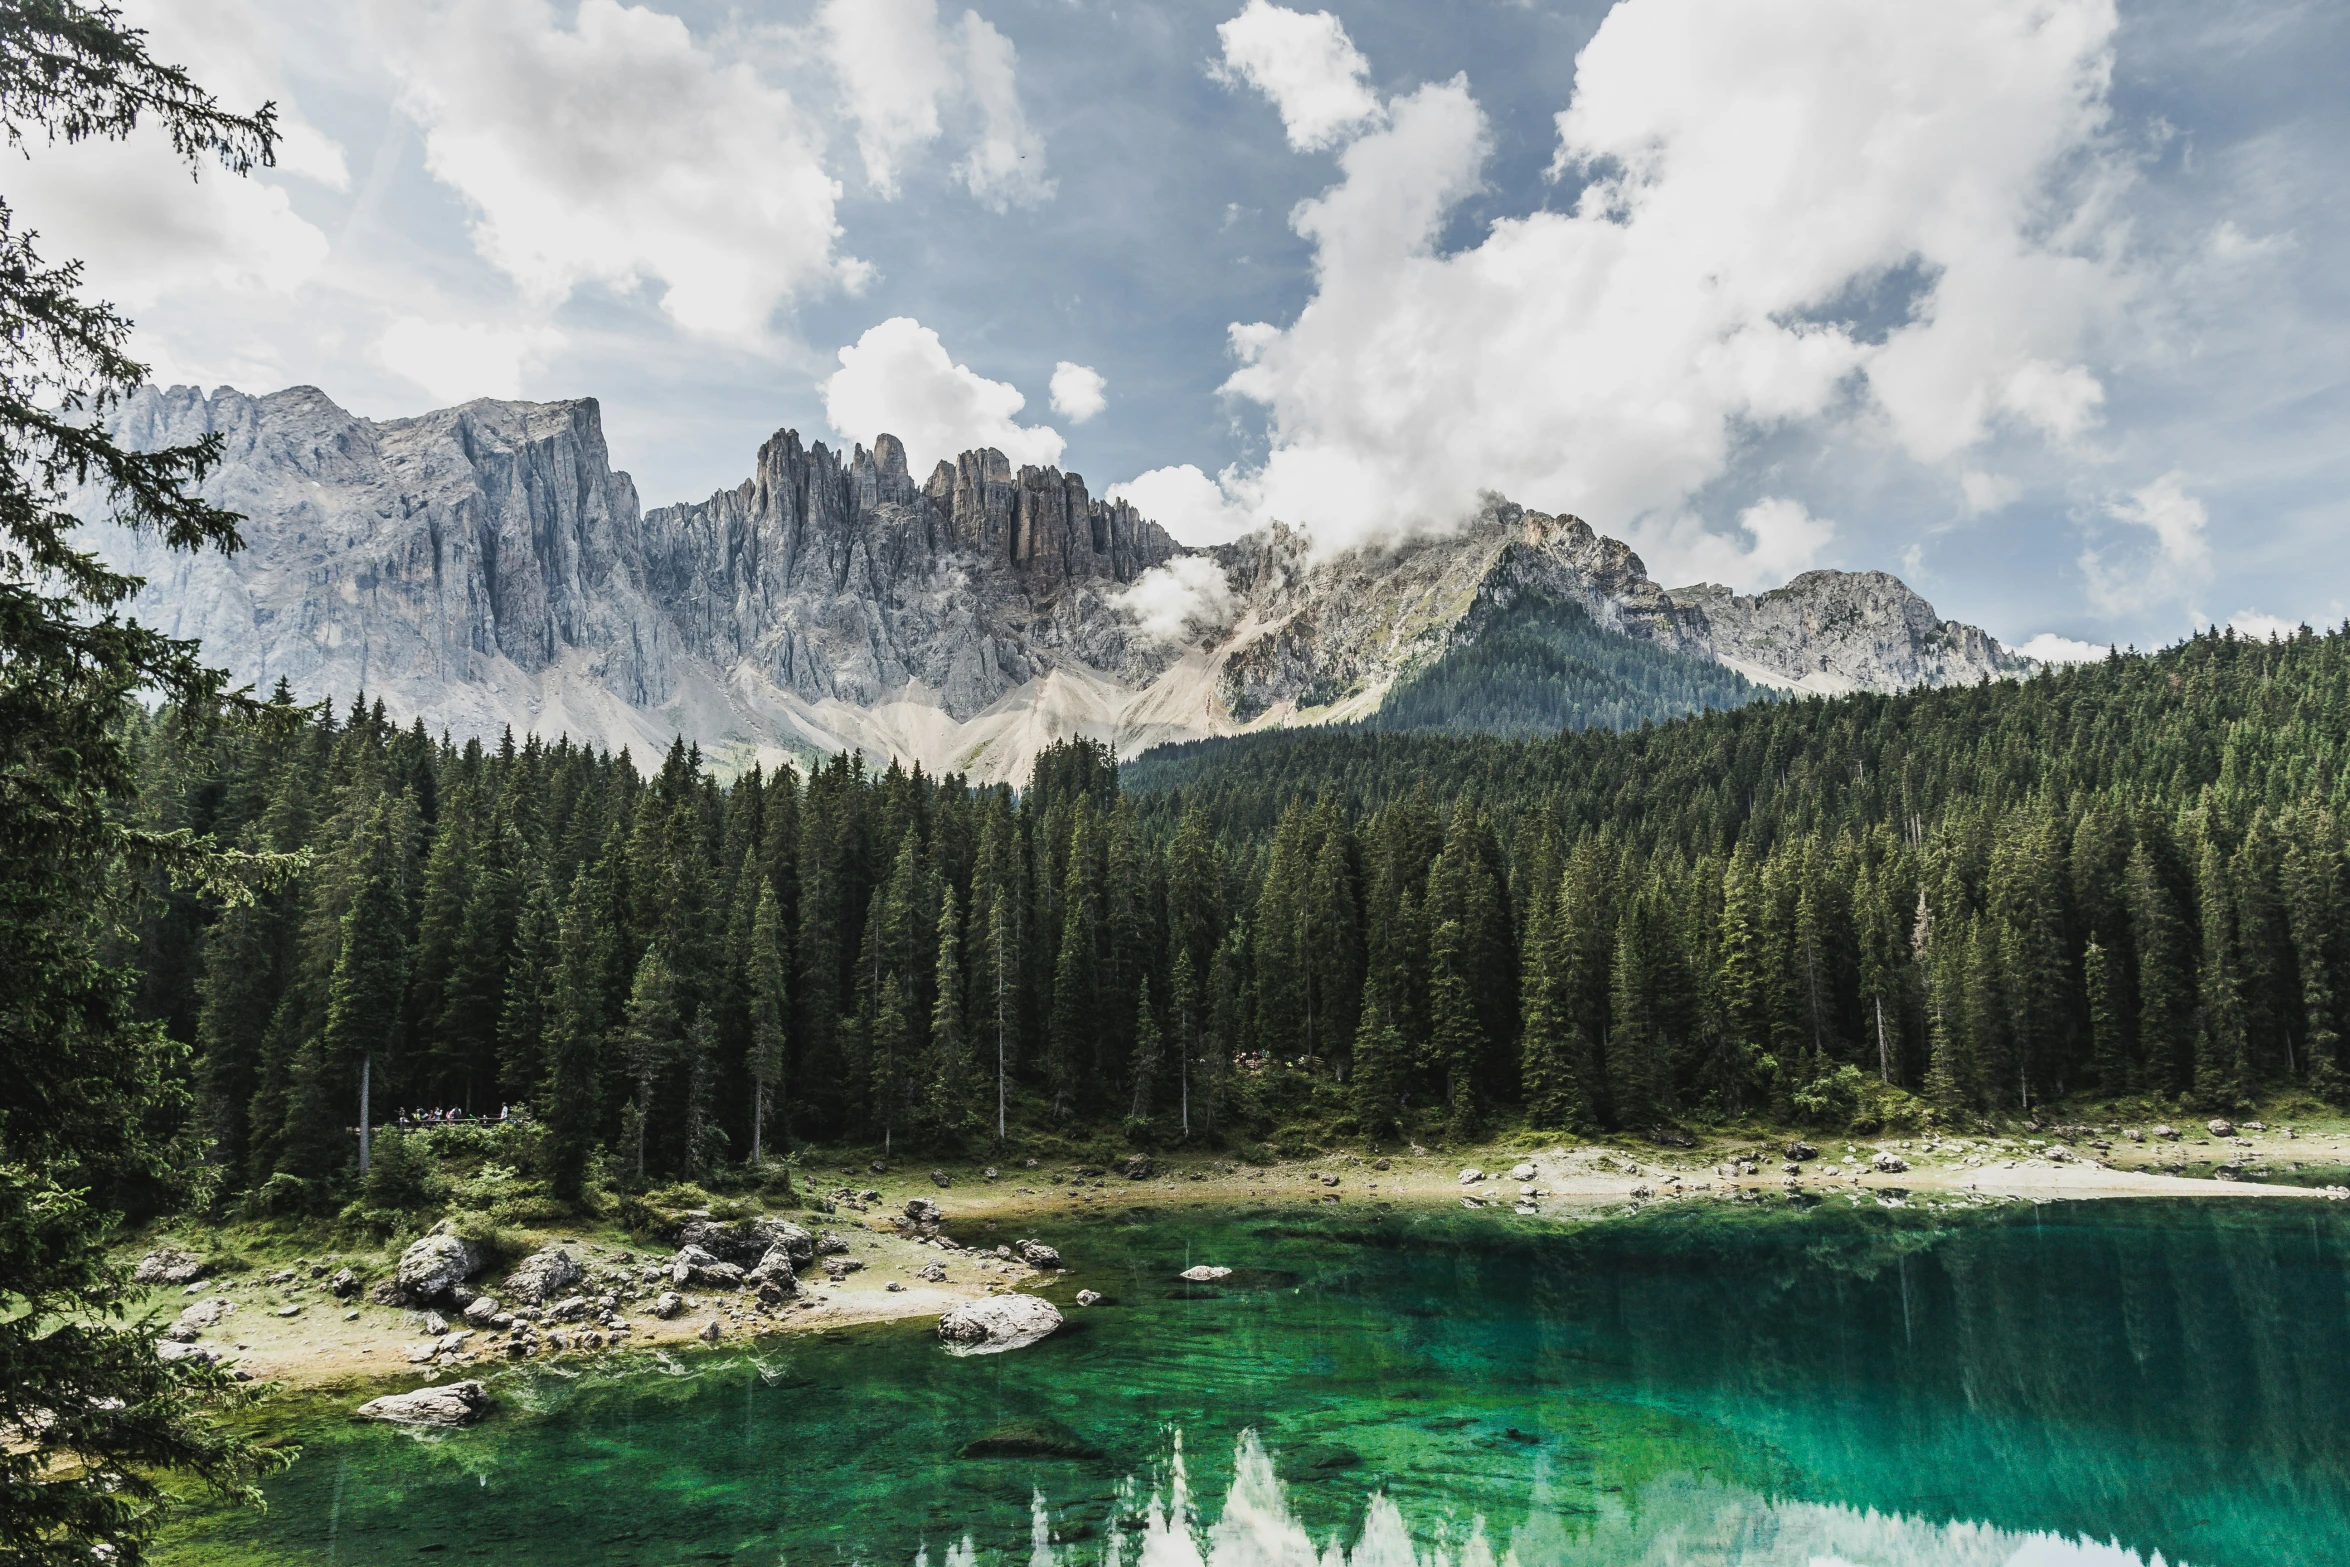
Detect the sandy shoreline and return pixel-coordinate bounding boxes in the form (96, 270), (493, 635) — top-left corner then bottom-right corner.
(134, 1125), (2350, 1402)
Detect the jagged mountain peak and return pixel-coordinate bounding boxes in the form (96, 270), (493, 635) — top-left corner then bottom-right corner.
(83, 383), (2026, 783)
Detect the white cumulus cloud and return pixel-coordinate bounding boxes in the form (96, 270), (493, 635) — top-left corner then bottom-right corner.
(1109, 464), (1256, 546)
(822, 317), (1064, 473)
(377, 0), (860, 340)
(1113, 554), (1239, 644)
(820, 0), (1051, 210)
(6, 131), (330, 311)
(1212, 1), (1384, 152)
(1, 0), (343, 315)
(2226, 610), (2299, 643)
(378, 316), (566, 404)
(2015, 632), (2111, 663)
(2079, 471), (2210, 618)
(1210, 0), (2134, 578)
(1049, 362), (1107, 423)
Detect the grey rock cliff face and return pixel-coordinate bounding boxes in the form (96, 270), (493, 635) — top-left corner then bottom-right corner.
(90, 384), (2023, 782)
(1667, 572), (2033, 694)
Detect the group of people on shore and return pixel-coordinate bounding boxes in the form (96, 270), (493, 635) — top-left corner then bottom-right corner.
(392, 1105), (526, 1129)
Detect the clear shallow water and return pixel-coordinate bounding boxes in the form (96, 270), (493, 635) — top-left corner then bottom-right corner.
(164, 1195), (2350, 1567)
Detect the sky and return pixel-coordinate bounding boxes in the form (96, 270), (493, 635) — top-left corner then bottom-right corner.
(10, 0), (2347, 660)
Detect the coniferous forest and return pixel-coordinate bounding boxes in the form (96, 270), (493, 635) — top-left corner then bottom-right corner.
(123, 624), (2350, 1210)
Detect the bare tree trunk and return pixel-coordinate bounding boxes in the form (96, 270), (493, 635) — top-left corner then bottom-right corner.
(359, 1053), (372, 1174)
(1875, 996), (1891, 1084)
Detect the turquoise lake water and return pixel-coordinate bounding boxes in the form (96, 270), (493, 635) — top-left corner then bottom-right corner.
(167, 1193), (2350, 1567)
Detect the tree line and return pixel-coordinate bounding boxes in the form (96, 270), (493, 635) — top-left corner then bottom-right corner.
(125, 624), (2350, 1209)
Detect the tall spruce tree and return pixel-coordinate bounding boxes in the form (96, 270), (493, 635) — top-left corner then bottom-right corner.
(0, 7), (290, 1556)
(620, 946), (682, 1180)
(746, 882), (788, 1162)
(543, 870), (608, 1202)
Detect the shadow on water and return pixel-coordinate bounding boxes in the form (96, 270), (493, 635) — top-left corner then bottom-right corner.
(158, 1195), (2350, 1567)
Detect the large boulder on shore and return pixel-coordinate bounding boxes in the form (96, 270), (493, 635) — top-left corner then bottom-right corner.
(670, 1245), (743, 1289)
(670, 1212), (814, 1267)
(501, 1247), (582, 1306)
(746, 1245), (798, 1300)
(356, 1381), (492, 1427)
(135, 1247), (206, 1286)
(387, 1226), (480, 1306)
(937, 1294), (1062, 1355)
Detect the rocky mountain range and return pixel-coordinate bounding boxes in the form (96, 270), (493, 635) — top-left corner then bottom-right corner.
(87, 385), (2031, 784)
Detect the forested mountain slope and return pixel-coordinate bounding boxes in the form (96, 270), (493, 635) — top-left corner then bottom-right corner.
(1361, 598), (1764, 737)
(125, 625), (2346, 1215)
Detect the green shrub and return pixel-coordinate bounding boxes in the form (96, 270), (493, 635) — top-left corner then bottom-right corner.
(360, 1129), (447, 1212)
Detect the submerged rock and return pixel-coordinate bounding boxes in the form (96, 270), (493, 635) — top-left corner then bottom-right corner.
(1180, 1265), (1232, 1283)
(357, 1381), (491, 1427)
(938, 1294), (1062, 1355)
(958, 1417), (1103, 1459)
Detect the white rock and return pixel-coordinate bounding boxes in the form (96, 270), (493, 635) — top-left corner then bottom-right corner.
(391, 1228), (479, 1305)
(1179, 1265), (1232, 1282)
(1458, 1168), (1485, 1185)
(937, 1294), (1063, 1355)
(356, 1381), (491, 1426)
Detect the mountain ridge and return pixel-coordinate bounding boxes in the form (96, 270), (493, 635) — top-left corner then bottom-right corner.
(84, 383), (2031, 782)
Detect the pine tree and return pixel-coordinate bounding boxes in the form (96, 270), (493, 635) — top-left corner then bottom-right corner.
(2126, 837), (2196, 1095)
(925, 883), (970, 1135)
(1518, 874), (1592, 1130)
(2084, 939), (2129, 1093)
(2284, 811), (2346, 1094)
(543, 872), (608, 1203)
(619, 946), (681, 1181)
(1307, 813), (1364, 1077)
(289, 795), (410, 1180)
(1047, 810), (1098, 1118)
(1169, 946), (1201, 1139)
(1715, 852), (1771, 1115)
(409, 788), (474, 1102)
(746, 882), (789, 1162)
(1428, 917), (1480, 1138)
(2192, 835), (2248, 1110)
(873, 972), (914, 1154)
(1129, 976), (1163, 1127)
(498, 873), (558, 1104)
(1351, 966), (1410, 1140)
(1607, 894), (1668, 1130)
(682, 1008), (725, 1176)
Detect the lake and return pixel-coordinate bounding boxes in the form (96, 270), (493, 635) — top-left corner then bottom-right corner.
(163, 1193), (2350, 1567)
